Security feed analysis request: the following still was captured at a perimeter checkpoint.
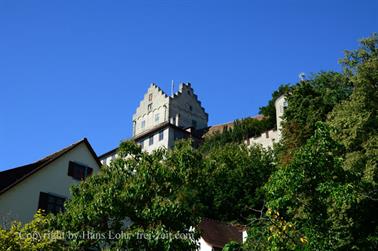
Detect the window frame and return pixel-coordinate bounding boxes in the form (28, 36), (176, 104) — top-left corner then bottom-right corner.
(149, 135), (154, 146)
(38, 192), (66, 214)
(68, 161), (93, 180)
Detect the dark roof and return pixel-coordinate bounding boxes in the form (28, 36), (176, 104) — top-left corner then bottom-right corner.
(0, 138), (101, 195)
(99, 122), (202, 160)
(199, 218), (244, 248)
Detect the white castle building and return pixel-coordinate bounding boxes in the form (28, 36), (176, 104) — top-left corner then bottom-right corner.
(99, 82), (286, 165)
(99, 83), (208, 164)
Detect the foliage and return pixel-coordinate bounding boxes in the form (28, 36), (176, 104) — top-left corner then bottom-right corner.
(0, 210), (63, 251)
(279, 71), (352, 163)
(200, 117), (270, 152)
(244, 33), (378, 250)
(223, 240), (242, 251)
(327, 33), (378, 249)
(259, 84), (291, 129)
(200, 143), (274, 223)
(54, 140), (202, 250)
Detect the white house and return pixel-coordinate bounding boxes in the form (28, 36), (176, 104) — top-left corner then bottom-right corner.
(0, 138), (101, 224)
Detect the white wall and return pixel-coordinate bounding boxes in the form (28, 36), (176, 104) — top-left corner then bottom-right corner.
(132, 84), (169, 136)
(137, 127), (170, 153)
(198, 237), (213, 251)
(169, 83), (208, 130)
(247, 130), (279, 148)
(0, 142), (100, 223)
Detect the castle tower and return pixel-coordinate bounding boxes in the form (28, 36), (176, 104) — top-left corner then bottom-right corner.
(99, 83), (208, 164)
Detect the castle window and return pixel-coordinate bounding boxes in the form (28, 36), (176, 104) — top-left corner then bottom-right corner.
(148, 103), (152, 112)
(138, 140), (144, 149)
(155, 113), (160, 122)
(159, 130), (164, 141)
(68, 161), (93, 180)
(149, 93), (153, 101)
(141, 120), (145, 129)
(187, 90), (191, 96)
(38, 192), (65, 214)
(149, 135), (154, 146)
(189, 105), (192, 111)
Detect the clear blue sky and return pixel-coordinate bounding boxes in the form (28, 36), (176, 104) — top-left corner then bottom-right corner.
(0, 0), (377, 170)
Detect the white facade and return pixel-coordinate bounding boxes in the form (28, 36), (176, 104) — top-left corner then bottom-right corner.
(247, 95), (286, 148)
(132, 83), (208, 138)
(100, 83), (208, 164)
(0, 140), (101, 224)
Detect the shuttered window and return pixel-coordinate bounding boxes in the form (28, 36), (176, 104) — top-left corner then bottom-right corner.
(38, 192), (65, 214)
(68, 161), (93, 180)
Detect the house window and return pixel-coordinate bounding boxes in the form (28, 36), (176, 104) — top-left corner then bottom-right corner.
(265, 131), (269, 138)
(159, 130), (164, 141)
(148, 93), (153, 101)
(155, 113), (160, 122)
(149, 135), (154, 146)
(68, 161), (93, 180)
(141, 120), (145, 129)
(38, 192), (65, 214)
(148, 103), (152, 112)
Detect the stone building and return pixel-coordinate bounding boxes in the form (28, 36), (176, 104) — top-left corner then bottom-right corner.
(99, 83), (208, 164)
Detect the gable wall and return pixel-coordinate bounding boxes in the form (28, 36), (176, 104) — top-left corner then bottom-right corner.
(132, 84), (169, 136)
(169, 84), (208, 130)
(0, 143), (100, 223)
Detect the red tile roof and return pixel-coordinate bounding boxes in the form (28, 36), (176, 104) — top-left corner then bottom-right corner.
(199, 218), (244, 248)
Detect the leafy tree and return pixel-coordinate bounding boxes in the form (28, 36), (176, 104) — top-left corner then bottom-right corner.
(247, 123), (354, 250)
(200, 143), (274, 223)
(327, 33), (378, 249)
(54, 141), (202, 250)
(280, 71), (352, 163)
(0, 210), (63, 251)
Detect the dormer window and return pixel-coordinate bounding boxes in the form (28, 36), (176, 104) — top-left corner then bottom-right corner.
(68, 161), (93, 180)
(148, 93), (153, 101)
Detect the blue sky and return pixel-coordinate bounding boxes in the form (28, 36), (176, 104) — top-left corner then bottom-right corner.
(0, 0), (377, 170)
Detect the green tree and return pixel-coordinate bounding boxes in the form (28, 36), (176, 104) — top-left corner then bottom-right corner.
(200, 143), (274, 223)
(327, 33), (378, 249)
(280, 71), (352, 163)
(0, 210), (63, 251)
(54, 141), (202, 250)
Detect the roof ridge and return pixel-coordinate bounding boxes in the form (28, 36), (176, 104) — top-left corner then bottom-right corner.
(0, 138), (99, 196)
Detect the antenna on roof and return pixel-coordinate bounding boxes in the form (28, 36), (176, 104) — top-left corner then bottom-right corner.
(171, 80), (174, 96)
